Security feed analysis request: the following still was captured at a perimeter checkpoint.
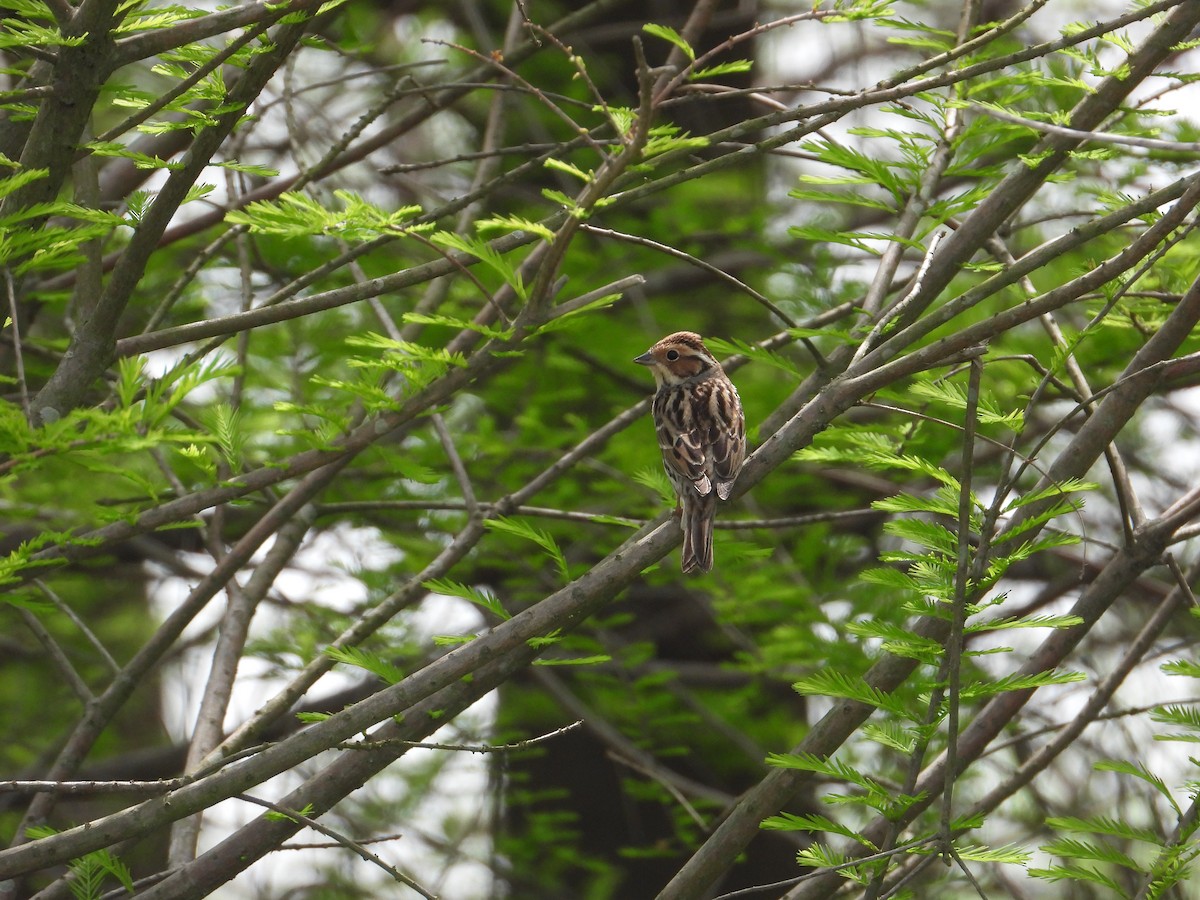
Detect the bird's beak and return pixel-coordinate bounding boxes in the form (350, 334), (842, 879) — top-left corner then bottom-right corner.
(633, 351), (654, 365)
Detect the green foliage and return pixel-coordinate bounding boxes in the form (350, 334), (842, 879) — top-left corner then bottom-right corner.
(792, 669), (922, 721)
(484, 517), (569, 581)
(424, 577), (510, 621)
(691, 60), (752, 80)
(704, 336), (802, 378)
(0, 175), (127, 275)
(341, 332), (468, 401)
(476, 215), (555, 242)
(429, 231), (529, 301)
(0, 17), (85, 51)
(325, 645), (406, 685)
(767, 751), (920, 817)
(1028, 669), (1200, 899)
(67, 848), (134, 900)
(782, 371), (1103, 887)
(226, 191), (426, 241)
(3, 0), (1200, 896)
(264, 802), (316, 823)
(762, 811), (877, 847)
(23, 829), (134, 900)
(641, 24), (694, 62)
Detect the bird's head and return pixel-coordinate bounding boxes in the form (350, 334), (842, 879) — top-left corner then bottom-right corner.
(633, 332), (718, 387)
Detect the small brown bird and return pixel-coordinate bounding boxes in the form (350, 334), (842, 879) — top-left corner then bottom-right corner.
(634, 332), (746, 573)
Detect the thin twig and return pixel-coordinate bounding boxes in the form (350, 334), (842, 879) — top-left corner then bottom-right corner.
(0, 779), (187, 796)
(335, 720), (583, 754)
(579, 224), (795, 326)
(608, 751), (708, 829)
(850, 230), (944, 366)
(546, 273), (646, 320)
(93, 19), (274, 147)
(426, 38), (606, 155)
(33, 579), (120, 675)
(3, 268), (30, 420)
(236, 793), (439, 899)
(431, 414), (479, 520)
(712, 836), (940, 900)
(17, 609), (93, 705)
(971, 101), (1200, 153)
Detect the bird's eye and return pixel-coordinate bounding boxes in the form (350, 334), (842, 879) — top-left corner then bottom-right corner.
(666, 349), (679, 361)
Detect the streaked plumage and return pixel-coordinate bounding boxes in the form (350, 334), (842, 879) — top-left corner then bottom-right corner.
(634, 332), (746, 573)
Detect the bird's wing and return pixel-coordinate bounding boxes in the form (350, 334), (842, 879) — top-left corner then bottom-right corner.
(710, 385), (745, 498)
(655, 392), (713, 496)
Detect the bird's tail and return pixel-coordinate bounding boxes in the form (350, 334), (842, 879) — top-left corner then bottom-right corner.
(681, 492), (716, 574)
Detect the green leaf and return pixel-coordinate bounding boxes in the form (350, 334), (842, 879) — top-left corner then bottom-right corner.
(541, 188), (578, 210)
(641, 124), (709, 159)
(858, 566), (920, 593)
(796, 137), (914, 201)
(761, 812), (877, 848)
(789, 186), (895, 212)
(401, 311), (515, 341)
(484, 517), (568, 581)
(767, 752), (876, 788)
(966, 614), (1083, 633)
(994, 502), (1084, 550)
(599, 105), (635, 134)
(871, 491), (959, 517)
(952, 843), (1031, 864)
(214, 160), (279, 176)
(0, 166), (48, 201)
(343, 333), (467, 395)
(424, 577), (510, 621)
(324, 645), (405, 685)
(845, 618), (943, 664)
(633, 466), (673, 504)
(429, 231), (527, 300)
(1162, 659), (1200, 678)
(205, 402), (245, 468)
(905, 378), (1023, 428)
(527, 629), (563, 649)
(532, 654), (611, 666)
(67, 846), (134, 900)
(1151, 704), (1200, 739)
(1002, 478), (1097, 512)
(476, 215), (555, 241)
(115, 356), (144, 410)
(794, 843), (876, 884)
(0, 18), (85, 49)
(433, 634), (475, 647)
(1040, 838), (1143, 872)
(789, 225), (923, 254)
(535, 293), (623, 334)
(959, 669), (1085, 699)
(1094, 760), (1180, 814)
(705, 337), (800, 377)
(793, 669), (921, 721)
(642, 23), (695, 61)
(1028, 863), (1124, 891)
(264, 802), (315, 823)
(860, 721), (919, 754)
(691, 60), (753, 80)
(798, 437), (959, 488)
(544, 157), (591, 183)
(226, 190), (425, 240)
(1047, 815), (1162, 845)
(585, 514), (641, 528)
(882, 517), (958, 554)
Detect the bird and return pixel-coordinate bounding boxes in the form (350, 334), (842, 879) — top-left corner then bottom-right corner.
(634, 331), (746, 574)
